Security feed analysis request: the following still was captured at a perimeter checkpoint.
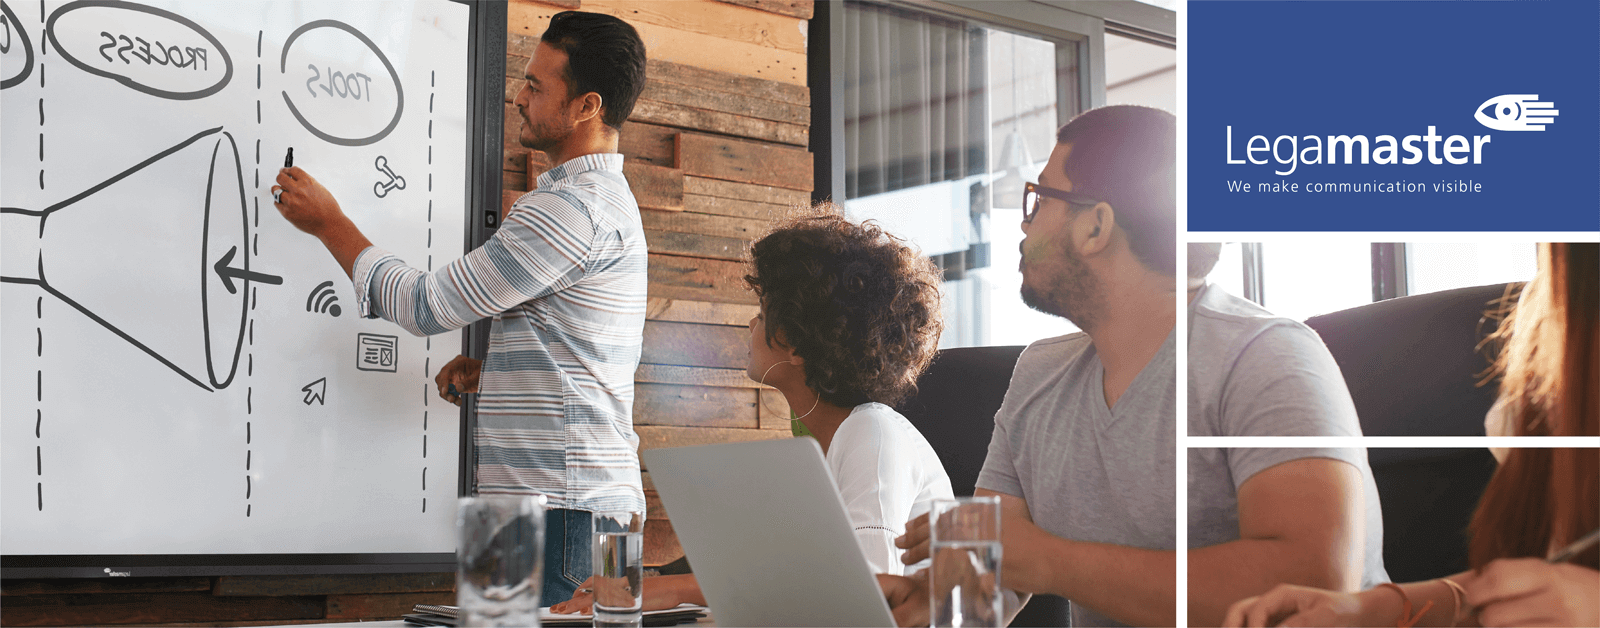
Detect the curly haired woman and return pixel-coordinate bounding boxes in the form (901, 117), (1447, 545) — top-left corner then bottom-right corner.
(557, 203), (953, 613)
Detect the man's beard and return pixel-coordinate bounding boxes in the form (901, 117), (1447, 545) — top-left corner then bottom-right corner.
(520, 116), (575, 153)
(1020, 237), (1104, 331)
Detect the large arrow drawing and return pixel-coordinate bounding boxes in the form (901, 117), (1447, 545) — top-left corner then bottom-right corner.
(213, 246), (283, 294)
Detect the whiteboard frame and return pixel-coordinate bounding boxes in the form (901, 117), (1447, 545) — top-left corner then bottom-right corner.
(1, 0), (503, 579)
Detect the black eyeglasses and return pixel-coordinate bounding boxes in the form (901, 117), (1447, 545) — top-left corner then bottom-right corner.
(1022, 181), (1100, 223)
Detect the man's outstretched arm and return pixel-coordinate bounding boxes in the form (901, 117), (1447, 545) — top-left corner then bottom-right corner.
(895, 489), (1177, 627)
(274, 166), (594, 337)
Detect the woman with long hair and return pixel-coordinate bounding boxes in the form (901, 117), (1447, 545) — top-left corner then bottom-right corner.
(556, 203), (953, 613)
(1224, 242), (1598, 628)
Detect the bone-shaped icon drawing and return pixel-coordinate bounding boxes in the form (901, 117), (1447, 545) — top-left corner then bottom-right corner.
(373, 156), (406, 198)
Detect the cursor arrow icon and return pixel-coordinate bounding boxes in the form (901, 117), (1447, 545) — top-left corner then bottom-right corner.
(301, 378), (327, 406)
(214, 246), (284, 294)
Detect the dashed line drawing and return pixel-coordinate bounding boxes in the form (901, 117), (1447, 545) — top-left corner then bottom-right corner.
(248, 28), (261, 520)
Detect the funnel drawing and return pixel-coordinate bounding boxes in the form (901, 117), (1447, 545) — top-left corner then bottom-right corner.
(1, 126), (281, 391)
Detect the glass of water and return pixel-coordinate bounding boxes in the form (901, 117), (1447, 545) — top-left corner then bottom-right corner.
(591, 511), (645, 628)
(457, 494), (546, 627)
(929, 496), (1002, 628)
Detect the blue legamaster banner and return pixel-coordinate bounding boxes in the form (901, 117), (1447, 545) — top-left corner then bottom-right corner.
(1189, 1), (1599, 232)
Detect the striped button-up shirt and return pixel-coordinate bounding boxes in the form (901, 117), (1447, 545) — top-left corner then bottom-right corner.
(352, 153), (647, 513)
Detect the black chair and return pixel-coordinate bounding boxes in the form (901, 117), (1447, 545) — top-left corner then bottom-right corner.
(896, 345), (1072, 627)
(1304, 283), (1514, 582)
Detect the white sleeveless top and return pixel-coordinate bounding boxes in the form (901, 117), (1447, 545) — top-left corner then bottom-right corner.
(825, 402), (955, 575)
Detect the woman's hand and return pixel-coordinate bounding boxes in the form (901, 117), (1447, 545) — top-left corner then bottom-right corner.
(1468, 558), (1600, 627)
(1222, 584), (1362, 627)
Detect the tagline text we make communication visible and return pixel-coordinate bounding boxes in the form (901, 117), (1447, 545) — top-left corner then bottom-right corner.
(1225, 179), (1484, 194)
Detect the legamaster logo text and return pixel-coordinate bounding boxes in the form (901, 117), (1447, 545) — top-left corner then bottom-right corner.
(1225, 95), (1558, 175)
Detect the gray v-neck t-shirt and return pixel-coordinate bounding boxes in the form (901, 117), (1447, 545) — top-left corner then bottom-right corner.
(975, 290), (1388, 627)
(976, 331), (1176, 628)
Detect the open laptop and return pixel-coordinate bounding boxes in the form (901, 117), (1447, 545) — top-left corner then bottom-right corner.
(642, 437), (899, 627)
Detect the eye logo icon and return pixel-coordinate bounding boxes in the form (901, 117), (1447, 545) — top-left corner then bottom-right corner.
(1475, 94), (1558, 131)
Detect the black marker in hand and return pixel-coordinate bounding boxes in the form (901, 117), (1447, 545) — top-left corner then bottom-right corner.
(274, 148), (293, 203)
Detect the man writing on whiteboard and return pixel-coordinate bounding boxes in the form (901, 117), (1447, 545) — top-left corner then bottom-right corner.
(271, 11), (648, 604)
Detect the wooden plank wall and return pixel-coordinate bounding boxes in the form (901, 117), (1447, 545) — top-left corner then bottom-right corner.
(0, 3), (814, 625)
(504, 0), (814, 567)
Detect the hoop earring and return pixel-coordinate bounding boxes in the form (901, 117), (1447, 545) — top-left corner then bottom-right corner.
(757, 360), (822, 421)
(758, 360), (791, 387)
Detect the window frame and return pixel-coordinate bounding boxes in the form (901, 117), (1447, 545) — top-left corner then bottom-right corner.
(1230, 242), (1535, 312)
(810, 0), (1175, 203)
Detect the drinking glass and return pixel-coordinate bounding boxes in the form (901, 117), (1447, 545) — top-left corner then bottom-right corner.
(929, 496), (1003, 628)
(457, 495), (545, 627)
(591, 511), (645, 628)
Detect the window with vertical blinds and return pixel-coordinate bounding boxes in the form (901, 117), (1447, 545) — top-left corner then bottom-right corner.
(835, 1), (1084, 347)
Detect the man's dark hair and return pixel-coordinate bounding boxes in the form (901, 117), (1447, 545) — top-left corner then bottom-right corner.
(540, 11), (647, 130)
(1055, 105), (1177, 276)
(745, 204), (943, 409)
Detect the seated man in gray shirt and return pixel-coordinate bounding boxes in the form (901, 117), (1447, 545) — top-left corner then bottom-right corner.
(882, 107), (1386, 627)
(1186, 243), (1388, 626)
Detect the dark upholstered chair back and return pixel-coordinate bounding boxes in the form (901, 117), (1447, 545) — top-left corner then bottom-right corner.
(895, 345), (1070, 627)
(1303, 283), (1513, 582)
(896, 345), (1026, 497)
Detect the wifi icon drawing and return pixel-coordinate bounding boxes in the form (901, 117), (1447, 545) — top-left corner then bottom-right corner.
(307, 281), (342, 317)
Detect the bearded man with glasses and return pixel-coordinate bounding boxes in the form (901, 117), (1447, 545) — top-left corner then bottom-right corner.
(877, 105), (1385, 628)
